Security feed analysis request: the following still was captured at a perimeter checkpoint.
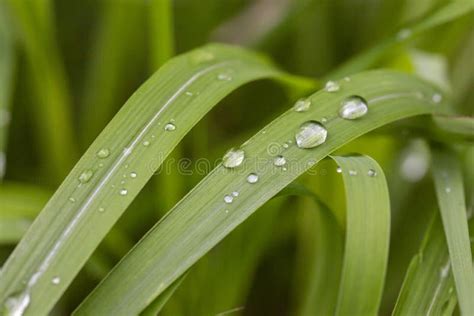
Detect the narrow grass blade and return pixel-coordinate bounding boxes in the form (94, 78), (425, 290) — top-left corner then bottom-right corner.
(329, 1), (474, 78)
(0, 6), (15, 180)
(330, 155), (390, 316)
(393, 215), (459, 316)
(6, 0), (77, 180)
(140, 273), (187, 316)
(0, 44), (306, 316)
(432, 115), (474, 142)
(149, 0), (175, 70)
(75, 70), (444, 315)
(432, 146), (474, 315)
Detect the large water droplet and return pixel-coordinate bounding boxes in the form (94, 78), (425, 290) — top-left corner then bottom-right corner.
(325, 80), (340, 92)
(247, 173), (259, 184)
(97, 148), (110, 159)
(224, 195), (234, 204)
(119, 189), (128, 196)
(293, 99), (311, 112)
(164, 123), (176, 131)
(4, 292), (30, 316)
(273, 155), (287, 167)
(222, 148), (245, 168)
(78, 169), (94, 183)
(295, 121), (328, 149)
(51, 277), (61, 285)
(339, 96), (368, 120)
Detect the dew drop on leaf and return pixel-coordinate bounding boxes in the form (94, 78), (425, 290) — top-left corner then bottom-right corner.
(96, 148), (110, 159)
(273, 155), (287, 167)
(224, 195), (234, 204)
(130, 172), (137, 178)
(324, 80), (340, 92)
(51, 277), (61, 285)
(78, 169), (94, 183)
(164, 123), (176, 131)
(247, 173), (259, 184)
(295, 121), (328, 149)
(217, 73), (232, 81)
(119, 189), (128, 196)
(368, 169), (377, 177)
(222, 148), (245, 168)
(232, 191), (239, 197)
(293, 99), (311, 112)
(339, 96), (368, 120)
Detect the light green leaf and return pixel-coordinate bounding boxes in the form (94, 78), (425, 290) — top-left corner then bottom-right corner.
(432, 115), (474, 142)
(431, 146), (474, 315)
(76, 70), (443, 315)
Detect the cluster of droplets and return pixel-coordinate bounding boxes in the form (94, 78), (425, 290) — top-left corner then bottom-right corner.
(336, 166), (378, 178)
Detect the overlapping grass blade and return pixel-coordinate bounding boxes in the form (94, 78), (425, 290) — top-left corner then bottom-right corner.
(141, 274), (187, 316)
(328, 0), (474, 78)
(0, 44), (311, 316)
(0, 6), (15, 180)
(393, 215), (459, 316)
(331, 155), (390, 315)
(75, 70), (444, 315)
(431, 146), (474, 315)
(432, 115), (474, 142)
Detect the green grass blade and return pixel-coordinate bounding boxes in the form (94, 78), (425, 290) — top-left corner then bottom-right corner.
(331, 155), (390, 316)
(432, 115), (474, 142)
(140, 273), (187, 316)
(75, 70), (444, 315)
(6, 0), (77, 181)
(149, 0), (175, 70)
(0, 44), (301, 316)
(0, 6), (15, 180)
(393, 215), (459, 316)
(329, 0), (474, 78)
(432, 146), (474, 315)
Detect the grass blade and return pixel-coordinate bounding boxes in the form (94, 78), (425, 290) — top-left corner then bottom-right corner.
(0, 44), (305, 316)
(331, 155), (390, 316)
(431, 146), (474, 315)
(75, 70), (444, 315)
(432, 115), (474, 142)
(149, 0), (175, 70)
(393, 214), (459, 316)
(140, 273), (187, 316)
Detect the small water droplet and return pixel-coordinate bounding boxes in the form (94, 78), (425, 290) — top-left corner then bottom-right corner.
(130, 172), (137, 178)
(349, 170), (358, 176)
(69, 197), (76, 203)
(336, 167), (342, 173)
(282, 143), (289, 149)
(191, 50), (215, 64)
(97, 148), (110, 159)
(143, 140), (150, 147)
(164, 123), (176, 131)
(4, 292), (30, 316)
(51, 277), (60, 285)
(232, 191), (239, 197)
(295, 121), (328, 149)
(98, 207), (105, 212)
(293, 99), (311, 112)
(397, 28), (412, 40)
(325, 80), (340, 92)
(273, 155), (287, 167)
(119, 189), (128, 196)
(445, 187), (451, 193)
(368, 169), (377, 177)
(432, 93), (442, 103)
(222, 148), (245, 168)
(321, 117), (328, 123)
(217, 73), (232, 81)
(78, 169), (94, 183)
(247, 173), (259, 184)
(185, 91), (194, 96)
(224, 195), (233, 204)
(339, 96), (368, 120)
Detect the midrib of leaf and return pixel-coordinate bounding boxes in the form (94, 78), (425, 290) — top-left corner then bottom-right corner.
(75, 70), (444, 315)
(0, 44), (308, 316)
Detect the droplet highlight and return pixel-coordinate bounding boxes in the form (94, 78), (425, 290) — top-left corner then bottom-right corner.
(295, 121), (328, 149)
(293, 99), (311, 112)
(51, 277), (61, 285)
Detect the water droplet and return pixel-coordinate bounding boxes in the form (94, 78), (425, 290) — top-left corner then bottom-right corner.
(321, 117), (328, 123)
(224, 195), (234, 204)
(282, 143), (289, 149)
(349, 170), (358, 176)
(295, 121), (328, 149)
(247, 173), (259, 184)
(78, 169), (94, 183)
(222, 148), (245, 168)
(130, 172), (137, 178)
(232, 191), (239, 197)
(339, 96), (368, 120)
(293, 99), (311, 112)
(336, 167), (342, 173)
(4, 292), (30, 316)
(273, 155), (287, 167)
(344, 77), (351, 82)
(185, 91), (194, 96)
(445, 187), (451, 193)
(119, 189), (128, 196)
(368, 169), (377, 177)
(432, 93), (442, 103)
(217, 73), (232, 81)
(325, 80), (340, 92)
(225, 209), (229, 214)
(97, 148), (110, 159)
(69, 197), (76, 203)
(191, 50), (215, 64)
(51, 277), (60, 285)
(164, 123), (176, 131)
(397, 28), (412, 40)
(98, 207), (105, 212)
(143, 140), (150, 147)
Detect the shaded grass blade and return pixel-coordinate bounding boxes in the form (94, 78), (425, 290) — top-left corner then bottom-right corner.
(140, 273), (187, 316)
(331, 155), (390, 316)
(432, 115), (474, 142)
(0, 44), (307, 316)
(431, 146), (474, 315)
(76, 70), (444, 315)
